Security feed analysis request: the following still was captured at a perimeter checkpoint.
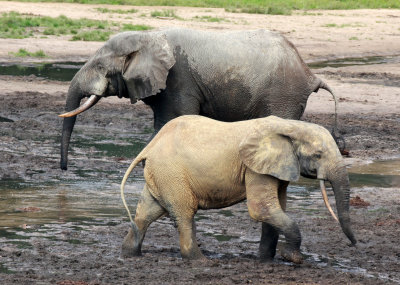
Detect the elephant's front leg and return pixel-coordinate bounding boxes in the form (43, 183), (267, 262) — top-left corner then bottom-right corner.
(245, 170), (303, 264)
(259, 180), (289, 261)
(143, 90), (201, 135)
(121, 185), (166, 257)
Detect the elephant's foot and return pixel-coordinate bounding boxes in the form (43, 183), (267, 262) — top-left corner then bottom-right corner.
(121, 244), (142, 258)
(121, 227), (142, 258)
(180, 245), (206, 260)
(259, 245), (277, 262)
(260, 256), (275, 263)
(279, 246), (303, 264)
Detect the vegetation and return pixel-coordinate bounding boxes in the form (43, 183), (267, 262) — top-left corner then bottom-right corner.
(193, 15), (228, 23)
(323, 22), (366, 28)
(9, 48), (47, 58)
(121, 23), (152, 31)
(11, 0), (400, 15)
(95, 7), (138, 14)
(150, 9), (181, 19)
(71, 30), (112, 41)
(0, 12), (152, 41)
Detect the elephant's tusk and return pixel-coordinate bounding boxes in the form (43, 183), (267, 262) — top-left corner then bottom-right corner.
(320, 180), (339, 222)
(58, 95), (100, 118)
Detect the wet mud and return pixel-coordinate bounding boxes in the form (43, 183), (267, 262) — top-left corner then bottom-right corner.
(0, 58), (399, 284)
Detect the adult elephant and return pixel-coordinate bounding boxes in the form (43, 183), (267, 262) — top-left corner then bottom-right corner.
(59, 28), (338, 170)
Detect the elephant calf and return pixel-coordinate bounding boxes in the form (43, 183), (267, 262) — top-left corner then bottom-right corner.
(120, 115), (356, 263)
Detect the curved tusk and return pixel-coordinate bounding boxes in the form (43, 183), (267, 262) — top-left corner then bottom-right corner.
(58, 95), (100, 118)
(320, 180), (339, 222)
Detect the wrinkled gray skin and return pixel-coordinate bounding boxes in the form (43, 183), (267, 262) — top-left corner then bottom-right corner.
(61, 28), (335, 170)
(120, 115), (356, 263)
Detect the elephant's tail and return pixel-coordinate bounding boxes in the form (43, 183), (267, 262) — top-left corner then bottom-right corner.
(316, 80), (338, 134)
(315, 80), (346, 152)
(120, 153), (146, 226)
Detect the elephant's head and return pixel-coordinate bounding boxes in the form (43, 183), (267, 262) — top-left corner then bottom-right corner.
(59, 31), (175, 170)
(239, 116), (356, 245)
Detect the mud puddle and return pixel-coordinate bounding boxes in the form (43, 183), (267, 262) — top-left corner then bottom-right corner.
(308, 55), (400, 69)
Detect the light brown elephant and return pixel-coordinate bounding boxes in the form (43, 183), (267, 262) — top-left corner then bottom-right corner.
(120, 115), (356, 263)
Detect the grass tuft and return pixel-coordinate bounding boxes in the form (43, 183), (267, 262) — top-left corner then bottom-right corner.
(121, 23), (152, 31)
(9, 48), (47, 58)
(95, 7), (138, 14)
(71, 30), (112, 41)
(150, 9), (181, 19)
(193, 15), (228, 22)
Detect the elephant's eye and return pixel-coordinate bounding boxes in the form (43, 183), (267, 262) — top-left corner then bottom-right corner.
(97, 64), (106, 73)
(313, 153), (322, 159)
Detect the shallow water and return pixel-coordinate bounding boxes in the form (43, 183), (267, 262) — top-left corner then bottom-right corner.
(0, 62), (83, 81)
(1, 158), (398, 229)
(308, 55), (400, 69)
(0, 157), (399, 280)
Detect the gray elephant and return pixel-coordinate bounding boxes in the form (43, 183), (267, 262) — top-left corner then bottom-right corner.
(59, 28), (339, 170)
(120, 115), (356, 263)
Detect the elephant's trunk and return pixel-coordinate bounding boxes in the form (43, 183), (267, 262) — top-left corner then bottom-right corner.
(60, 83), (82, 170)
(326, 166), (357, 245)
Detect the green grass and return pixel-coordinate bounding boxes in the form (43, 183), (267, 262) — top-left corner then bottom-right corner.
(71, 30), (112, 41)
(0, 12), (153, 41)
(121, 23), (152, 31)
(323, 22), (366, 28)
(193, 15), (228, 22)
(10, 0), (400, 15)
(226, 4), (292, 15)
(9, 48), (47, 58)
(95, 7), (138, 14)
(150, 9), (181, 19)
(0, 12), (111, 39)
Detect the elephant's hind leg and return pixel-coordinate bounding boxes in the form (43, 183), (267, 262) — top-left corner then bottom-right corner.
(175, 216), (204, 260)
(161, 186), (204, 260)
(121, 184), (166, 258)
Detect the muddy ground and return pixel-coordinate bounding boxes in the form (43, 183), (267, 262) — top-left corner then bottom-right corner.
(0, 3), (400, 285)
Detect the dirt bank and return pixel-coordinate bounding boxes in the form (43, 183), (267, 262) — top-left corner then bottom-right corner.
(0, 3), (399, 285)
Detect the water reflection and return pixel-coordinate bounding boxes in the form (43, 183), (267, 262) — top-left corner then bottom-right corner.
(348, 159), (400, 187)
(0, 62), (83, 81)
(0, 179), (144, 228)
(1, 159), (399, 230)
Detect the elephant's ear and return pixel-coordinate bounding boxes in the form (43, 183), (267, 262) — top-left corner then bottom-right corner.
(239, 128), (300, 182)
(121, 33), (175, 101)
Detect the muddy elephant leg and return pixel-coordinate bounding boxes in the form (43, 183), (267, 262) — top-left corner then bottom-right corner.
(246, 170), (302, 264)
(163, 187), (204, 260)
(174, 216), (204, 260)
(121, 184), (166, 257)
(259, 181), (289, 261)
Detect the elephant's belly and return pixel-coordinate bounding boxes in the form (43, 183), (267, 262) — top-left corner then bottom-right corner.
(195, 184), (246, 210)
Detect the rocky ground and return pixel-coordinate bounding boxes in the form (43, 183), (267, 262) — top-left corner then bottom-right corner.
(0, 3), (399, 284)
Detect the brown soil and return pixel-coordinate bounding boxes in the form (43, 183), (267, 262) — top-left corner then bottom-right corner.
(0, 3), (399, 285)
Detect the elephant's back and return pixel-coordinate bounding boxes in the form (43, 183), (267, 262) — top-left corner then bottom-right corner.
(163, 28), (317, 121)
